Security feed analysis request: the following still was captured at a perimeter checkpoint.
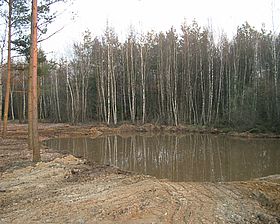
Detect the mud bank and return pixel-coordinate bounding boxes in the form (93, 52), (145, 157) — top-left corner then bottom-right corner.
(0, 123), (280, 223)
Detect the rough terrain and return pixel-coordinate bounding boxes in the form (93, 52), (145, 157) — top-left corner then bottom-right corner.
(0, 123), (280, 223)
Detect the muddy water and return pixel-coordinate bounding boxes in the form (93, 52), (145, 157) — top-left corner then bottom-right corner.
(44, 134), (280, 182)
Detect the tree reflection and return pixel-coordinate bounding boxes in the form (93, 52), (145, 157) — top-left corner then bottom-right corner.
(45, 134), (280, 182)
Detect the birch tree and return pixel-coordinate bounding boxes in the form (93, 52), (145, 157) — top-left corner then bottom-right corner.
(2, 0), (12, 138)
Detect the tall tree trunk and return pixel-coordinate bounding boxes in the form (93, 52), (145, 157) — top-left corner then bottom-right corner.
(22, 65), (26, 121)
(272, 37), (279, 118)
(126, 43), (132, 122)
(84, 74), (89, 121)
(28, 47), (33, 148)
(66, 64), (74, 124)
(199, 48), (206, 125)
(29, 0), (40, 162)
(130, 42), (136, 123)
(100, 51), (107, 122)
(107, 44), (111, 124)
(81, 74), (85, 122)
(159, 40), (165, 122)
(207, 48), (214, 124)
(2, 0), (12, 138)
(215, 50), (223, 123)
(140, 46), (146, 124)
(0, 23), (7, 129)
(74, 75), (80, 122)
(10, 80), (14, 120)
(171, 38), (178, 126)
(121, 50), (127, 121)
(55, 70), (61, 121)
(112, 56), (117, 125)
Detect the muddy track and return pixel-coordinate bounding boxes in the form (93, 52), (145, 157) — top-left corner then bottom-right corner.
(0, 123), (280, 223)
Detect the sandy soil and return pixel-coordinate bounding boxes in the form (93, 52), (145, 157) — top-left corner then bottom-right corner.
(0, 123), (280, 223)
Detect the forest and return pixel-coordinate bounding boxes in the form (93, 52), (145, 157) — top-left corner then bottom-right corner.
(1, 19), (280, 132)
(1, 1), (280, 223)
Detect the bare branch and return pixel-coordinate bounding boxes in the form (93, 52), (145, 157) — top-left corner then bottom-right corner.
(38, 26), (64, 43)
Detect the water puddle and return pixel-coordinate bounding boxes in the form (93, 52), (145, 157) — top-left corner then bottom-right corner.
(44, 134), (280, 182)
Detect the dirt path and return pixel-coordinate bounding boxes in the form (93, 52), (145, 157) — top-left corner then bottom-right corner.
(0, 123), (280, 223)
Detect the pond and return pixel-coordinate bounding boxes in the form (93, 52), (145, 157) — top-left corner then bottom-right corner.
(44, 134), (280, 182)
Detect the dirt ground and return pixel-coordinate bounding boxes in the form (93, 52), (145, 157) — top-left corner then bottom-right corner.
(0, 123), (280, 224)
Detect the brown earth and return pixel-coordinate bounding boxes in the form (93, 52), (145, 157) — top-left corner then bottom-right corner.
(0, 123), (280, 223)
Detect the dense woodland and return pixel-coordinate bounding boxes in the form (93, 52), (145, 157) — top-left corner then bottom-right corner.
(2, 21), (280, 131)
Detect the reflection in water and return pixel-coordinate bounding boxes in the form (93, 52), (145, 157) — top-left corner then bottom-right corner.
(45, 134), (280, 182)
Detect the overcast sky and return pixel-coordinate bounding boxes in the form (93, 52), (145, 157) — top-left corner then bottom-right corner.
(41, 0), (280, 59)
